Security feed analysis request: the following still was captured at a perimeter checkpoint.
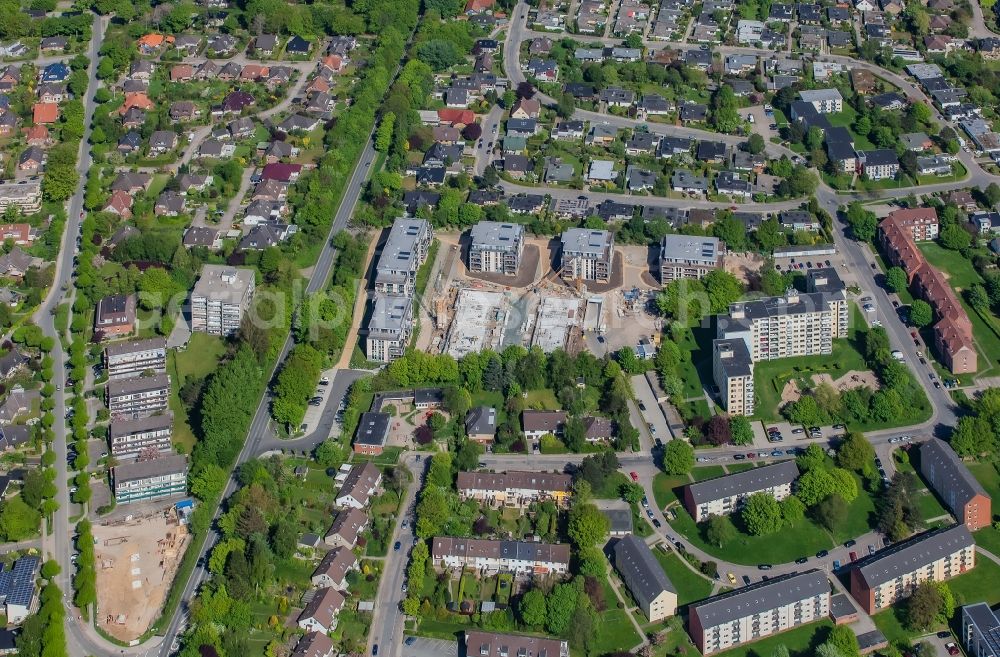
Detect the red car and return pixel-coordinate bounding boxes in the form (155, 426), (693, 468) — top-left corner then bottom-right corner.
(849, 551), (858, 562)
(945, 643), (959, 656)
(629, 471), (639, 482)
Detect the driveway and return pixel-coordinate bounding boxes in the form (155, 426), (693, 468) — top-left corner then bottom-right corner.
(745, 104), (778, 140)
(631, 374), (671, 442)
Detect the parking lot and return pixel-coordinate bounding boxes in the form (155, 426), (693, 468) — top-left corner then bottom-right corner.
(747, 104), (780, 140)
(400, 637), (458, 657)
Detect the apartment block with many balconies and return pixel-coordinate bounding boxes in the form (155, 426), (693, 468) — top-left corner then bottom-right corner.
(848, 524), (975, 613)
(468, 221), (525, 276)
(104, 337), (167, 379)
(560, 228), (614, 282)
(374, 218), (432, 296)
(108, 413), (173, 459)
(659, 234), (722, 282)
(112, 453), (188, 503)
(364, 294), (412, 363)
(106, 373), (170, 418)
(713, 339), (755, 416)
(190, 265), (256, 337)
(682, 460), (799, 521)
(689, 570), (831, 655)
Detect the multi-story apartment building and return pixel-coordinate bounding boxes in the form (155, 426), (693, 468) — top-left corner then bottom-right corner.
(364, 294), (412, 363)
(713, 339), (755, 416)
(920, 439), (992, 530)
(560, 228), (614, 282)
(106, 374), (170, 418)
(682, 460), (799, 521)
(879, 216), (977, 374)
(431, 537), (570, 575)
(109, 413), (173, 459)
(190, 265), (256, 337)
(374, 218), (432, 296)
(464, 632), (569, 657)
(659, 234), (722, 283)
(112, 453), (188, 503)
(961, 603), (1000, 657)
(0, 180), (42, 214)
(849, 524), (975, 613)
(468, 221), (525, 276)
(688, 570), (830, 655)
(882, 207), (939, 241)
(613, 534), (677, 622)
(712, 287), (847, 415)
(799, 88), (844, 113)
(456, 471), (573, 508)
(104, 337), (167, 379)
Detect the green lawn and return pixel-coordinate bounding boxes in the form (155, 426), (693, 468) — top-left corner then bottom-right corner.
(590, 609), (642, 654)
(167, 332), (227, 451)
(712, 620), (834, 657)
(974, 526), (1000, 557)
(653, 472), (690, 509)
(595, 471), (631, 499)
(949, 555), (1000, 605)
(912, 489), (950, 523)
(873, 606), (922, 645)
(653, 547), (713, 606)
(522, 389), (560, 410)
(969, 461), (1000, 501)
(727, 463), (757, 473)
(692, 465), (726, 481)
(752, 340), (869, 422)
(918, 243), (983, 289)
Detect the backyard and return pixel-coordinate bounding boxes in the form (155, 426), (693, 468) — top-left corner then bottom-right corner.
(652, 546), (713, 607)
(167, 332), (227, 452)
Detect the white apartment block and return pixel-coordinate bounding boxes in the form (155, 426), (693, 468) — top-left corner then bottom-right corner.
(0, 180), (42, 215)
(468, 221), (525, 276)
(374, 218), (432, 296)
(456, 471), (573, 508)
(106, 374), (170, 418)
(190, 265), (256, 337)
(109, 413), (173, 459)
(798, 88), (844, 113)
(112, 453), (188, 504)
(431, 537), (570, 576)
(683, 460), (799, 521)
(659, 235), (722, 282)
(365, 294), (412, 363)
(560, 228), (614, 282)
(713, 339), (755, 416)
(689, 570), (831, 655)
(104, 337), (167, 379)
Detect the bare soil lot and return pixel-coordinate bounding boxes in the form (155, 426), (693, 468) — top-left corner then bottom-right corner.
(94, 508), (189, 641)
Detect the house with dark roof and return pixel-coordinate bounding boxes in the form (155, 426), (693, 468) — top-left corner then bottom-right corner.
(297, 587), (345, 633)
(311, 546), (357, 590)
(613, 535), (677, 622)
(323, 507), (368, 548)
(465, 406), (497, 443)
(920, 439), (991, 530)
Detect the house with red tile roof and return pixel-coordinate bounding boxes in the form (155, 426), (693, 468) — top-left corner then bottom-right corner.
(170, 64), (194, 82)
(118, 93), (154, 115)
(260, 162), (302, 182)
(24, 125), (52, 146)
(879, 211), (977, 374)
(103, 190), (134, 218)
(32, 102), (58, 124)
(465, 0), (494, 13)
(437, 108), (476, 127)
(882, 207), (939, 241)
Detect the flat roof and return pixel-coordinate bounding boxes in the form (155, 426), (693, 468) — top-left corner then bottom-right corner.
(114, 453), (188, 482)
(660, 234), (720, 265)
(561, 228), (613, 258)
(469, 220), (524, 252)
(192, 264), (255, 305)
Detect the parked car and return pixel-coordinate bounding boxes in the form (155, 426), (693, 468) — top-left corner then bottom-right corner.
(742, 575), (752, 586)
(727, 572), (737, 585)
(945, 643), (959, 656)
(795, 557), (809, 564)
(629, 471), (639, 481)
(844, 539), (856, 548)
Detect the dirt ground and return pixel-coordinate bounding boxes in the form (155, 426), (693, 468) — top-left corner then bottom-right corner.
(94, 508), (190, 641)
(780, 369), (880, 405)
(723, 252), (766, 285)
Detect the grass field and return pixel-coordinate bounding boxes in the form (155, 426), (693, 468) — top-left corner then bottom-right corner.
(653, 472), (690, 509)
(752, 340), (869, 422)
(595, 471), (632, 499)
(713, 620), (834, 657)
(912, 489), (949, 523)
(167, 333), (227, 452)
(522, 389), (560, 410)
(692, 465), (726, 481)
(653, 547), (713, 606)
(969, 461), (1000, 500)
(589, 608), (642, 654)
(950, 553), (1000, 605)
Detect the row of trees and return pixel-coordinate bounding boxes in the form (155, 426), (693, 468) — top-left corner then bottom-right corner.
(16, 574), (67, 657)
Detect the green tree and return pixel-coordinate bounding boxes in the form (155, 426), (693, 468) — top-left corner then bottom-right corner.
(568, 503), (610, 548)
(845, 202), (877, 242)
(0, 497), (41, 540)
(836, 432), (875, 473)
(620, 481), (644, 504)
(427, 452), (453, 488)
(519, 588), (548, 627)
(906, 581), (944, 631)
(730, 415), (754, 445)
(940, 224), (972, 251)
(557, 93), (575, 119)
(662, 439), (695, 475)
(747, 133), (765, 154)
(796, 467), (835, 506)
(545, 582), (579, 634)
(741, 492), (783, 535)
(885, 267), (908, 294)
(780, 495), (806, 524)
(375, 111), (395, 152)
(910, 299), (934, 327)
(829, 625), (860, 657)
(813, 494), (848, 532)
(705, 514), (737, 547)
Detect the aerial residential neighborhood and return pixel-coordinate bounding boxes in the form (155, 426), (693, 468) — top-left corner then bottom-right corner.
(1, 0), (1000, 657)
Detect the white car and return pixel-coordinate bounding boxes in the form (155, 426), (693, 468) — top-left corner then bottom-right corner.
(747, 113), (755, 123)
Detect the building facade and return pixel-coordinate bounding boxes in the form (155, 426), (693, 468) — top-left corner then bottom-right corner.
(464, 632), (569, 657)
(613, 535), (677, 622)
(659, 234), (722, 282)
(106, 374), (170, 418)
(431, 537), (570, 575)
(190, 265), (256, 336)
(713, 339), (755, 416)
(683, 460), (799, 521)
(364, 294), (412, 363)
(112, 453), (188, 503)
(560, 228), (614, 282)
(109, 413), (173, 459)
(689, 570), (831, 655)
(104, 337), (167, 379)
(961, 603), (1000, 657)
(456, 471), (573, 508)
(468, 221), (525, 276)
(374, 218), (433, 296)
(848, 524), (975, 613)
(920, 439), (992, 530)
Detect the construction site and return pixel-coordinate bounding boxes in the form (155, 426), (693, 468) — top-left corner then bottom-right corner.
(93, 506), (190, 642)
(417, 233), (662, 356)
